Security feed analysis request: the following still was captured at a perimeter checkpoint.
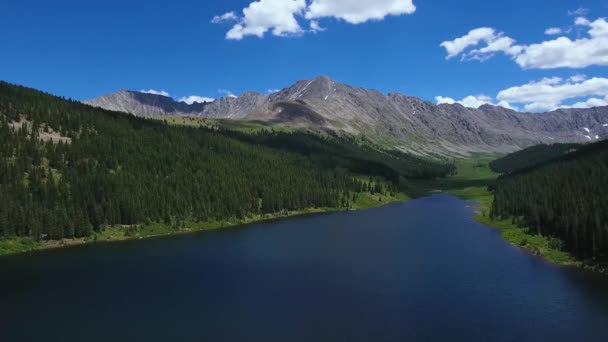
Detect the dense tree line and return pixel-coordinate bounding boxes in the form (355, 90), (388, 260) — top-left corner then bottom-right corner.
(491, 140), (608, 260)
(219, 129), (455, 180)
(489, 143), (581, 174)
(0, 81), (452, 241)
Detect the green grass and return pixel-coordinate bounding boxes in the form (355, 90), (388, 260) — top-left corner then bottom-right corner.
(83, 208), (338, 244)
(349, 176), (410, 210)
(350, 191), (409, 210)
(448, 186), (494, 212)
(0, 184), (410, 256)
(157, 116), (296, 134)
(0, 238), (42, 256)
(215, 119), (295, 133)
(475, 215), (575, 265)
(443, 157), (577, 266)
(449, 156), (498, 181)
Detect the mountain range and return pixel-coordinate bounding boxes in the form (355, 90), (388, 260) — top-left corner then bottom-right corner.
(85, 76), (608, 156)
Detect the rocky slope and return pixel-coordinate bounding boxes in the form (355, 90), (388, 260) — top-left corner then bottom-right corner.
(84, 90), (209, 117)
(84, 76), (608, 156)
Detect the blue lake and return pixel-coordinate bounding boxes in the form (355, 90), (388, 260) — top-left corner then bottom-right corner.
(2, 195), (608, 341)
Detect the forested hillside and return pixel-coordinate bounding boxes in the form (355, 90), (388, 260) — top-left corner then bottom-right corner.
(0, 81), (453, 242)
(489, 143), (581, 174)
(491, 140), (608, 261)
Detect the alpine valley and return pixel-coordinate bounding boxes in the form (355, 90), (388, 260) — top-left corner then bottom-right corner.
(6, 0), (608, 339)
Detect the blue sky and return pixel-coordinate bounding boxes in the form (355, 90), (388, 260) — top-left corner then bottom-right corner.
(1, 0), (607, 111)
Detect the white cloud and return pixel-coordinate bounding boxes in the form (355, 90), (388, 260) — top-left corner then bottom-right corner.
(435, 96), (456, 104)
(309, 20), (326, 33)
(435, 95), (517, 110)
(574, 16), (591, 26)
(214, 0), (416, 40)
(466, 36), (523, 61)
(496, 101), (518, 111)
(568, 8), (589, 17)
(497, 77), (608, 112)
(140, 90), (217, 104)
(441, 17), (608, 69)
(178, 96), (215, 104)
(267, 89), (281, 94)
(569, 74), (587, 82)
(223, 0), (307, 40)
(305, 0), (416, 24)
(140, 89), (171, 97)
(211, 12), (238, 24)
(440, 28), (497, 59)
(565, 96), (608, 109)
(544, 27), (562, 35)
(219, 89), (238, 98)
(437, 76), (608, 112)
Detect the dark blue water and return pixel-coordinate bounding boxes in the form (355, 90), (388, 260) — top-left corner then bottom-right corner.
(2, 195), (608, 341)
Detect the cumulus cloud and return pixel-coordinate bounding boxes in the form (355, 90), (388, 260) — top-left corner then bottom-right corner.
(213, 0), (416, 40)
(440, 27), (497, 59)
(544, 27), (562, 35)
(305, 0), (416, 24)
(564, 96), (608, 109)
(435, 95), (516, 110)
(497, 76), (608, 112)
(467, 36), (523, 61)
(437, 76), (608, 112)
(222, 0), (308, 40)
(440, 17), (608, 69)
(140, 89), (171, 97)
(436, 95), (497, 107)
(178, 96), (215, 104)
(140, 89), (215, 104)
(267, 89), (281, 94)
(434, 96), (457, 105)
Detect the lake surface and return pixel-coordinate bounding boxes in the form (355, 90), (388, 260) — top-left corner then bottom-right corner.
(2, 194), (608, 341)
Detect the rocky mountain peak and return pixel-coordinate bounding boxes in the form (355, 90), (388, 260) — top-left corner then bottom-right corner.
(83, 77), (608, 156)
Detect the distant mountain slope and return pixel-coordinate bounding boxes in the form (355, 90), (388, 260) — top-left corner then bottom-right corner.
(84, 90), (210, 117)
(84, 90), (267, 119)
(84, 76), (608, 156)
(489, 143), (582, 174)
(491, 139), (608, 261)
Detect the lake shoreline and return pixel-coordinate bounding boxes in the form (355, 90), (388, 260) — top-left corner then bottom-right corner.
(5, 193), (608, 341)
(0, 192), (409, 257)
(446, 187), (608, 275)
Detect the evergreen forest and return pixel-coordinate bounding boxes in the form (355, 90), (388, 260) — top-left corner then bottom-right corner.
(491, 140), (608, 261)
(0, 81), (454, 242)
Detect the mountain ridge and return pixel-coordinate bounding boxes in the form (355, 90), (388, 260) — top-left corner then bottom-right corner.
(84, 76), (608, 156)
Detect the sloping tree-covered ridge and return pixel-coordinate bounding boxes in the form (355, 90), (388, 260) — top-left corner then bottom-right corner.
(491, 140), (608, 261)
(218, 128), (455, 181)
(489, 143), (581, 174)
(0, 81), (453, 241)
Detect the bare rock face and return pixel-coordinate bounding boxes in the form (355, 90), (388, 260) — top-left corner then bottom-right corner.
(202, 91), (268, 119)
(84, 91), (209, 117)
(84, 76), (608, 156)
